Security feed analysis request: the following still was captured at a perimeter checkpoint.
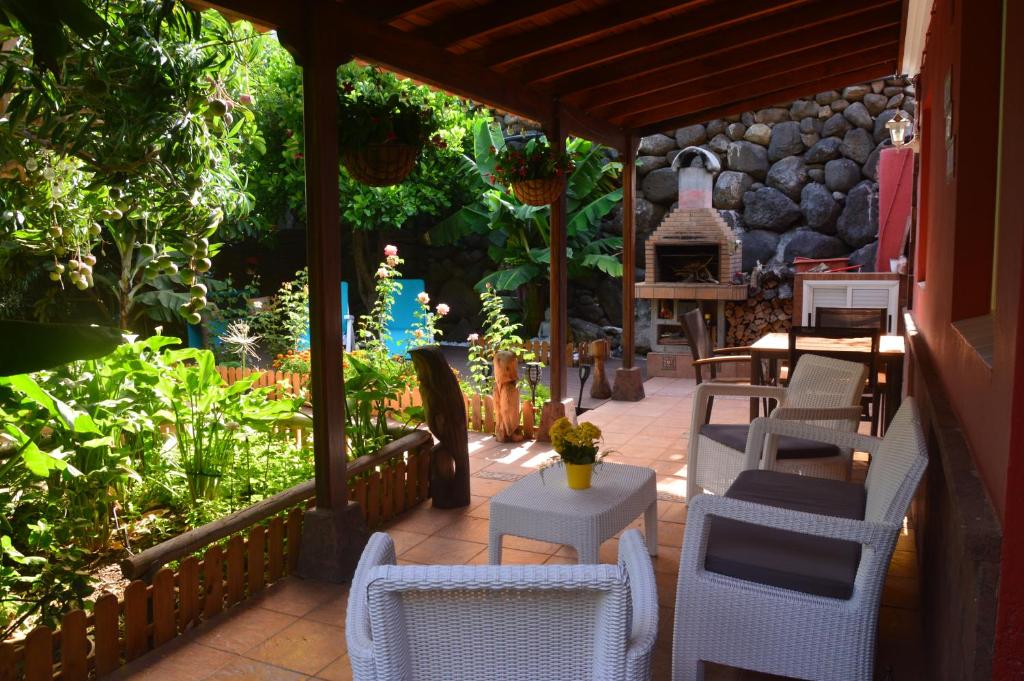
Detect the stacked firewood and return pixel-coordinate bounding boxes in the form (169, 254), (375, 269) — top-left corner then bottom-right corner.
(725, 277), (794, 346)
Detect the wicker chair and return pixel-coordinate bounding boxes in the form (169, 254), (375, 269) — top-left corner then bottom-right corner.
(680, 308), (753, 423)
(672, 398), (927, 680)
(685, 354), (867, 502)
(346, 529), (658, 681)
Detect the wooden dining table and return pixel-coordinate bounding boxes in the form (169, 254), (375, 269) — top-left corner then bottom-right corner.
(748, 332), (906, 430)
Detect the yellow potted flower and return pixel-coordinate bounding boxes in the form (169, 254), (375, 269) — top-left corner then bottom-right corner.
(544, 418), (607, 490)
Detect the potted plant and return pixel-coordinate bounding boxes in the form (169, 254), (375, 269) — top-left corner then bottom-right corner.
(544, 418), (607, 490)
(492, 137), (574, 206)
(337, 71), (440, 186)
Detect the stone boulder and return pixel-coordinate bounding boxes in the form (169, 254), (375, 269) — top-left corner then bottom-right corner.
(843, 101), (873, 129)
(848, 240), (879, 272)
(815, 90), (840, 105)
(596, 277), (623, 326)
(726, 122), (747, 140)
(740, 229), (781, 271)
(768, 121), (805, 161)
(766, 156), (808, 200)
(635, 197), (667, 237)
(808, 167), (825, 183)
(842, 84), (871, 101)
(640, 167), (678, 204)
(824, 158), (861, 193)
(804, 136), (842, 164)
(840, 127), (875, 164)
(570, 317), (606, 342)
(800, 182), (839, 233)
(744, 123), (772, 145)
(799, 117), (822, 134)
(863, 93), (888, 116)
(636, 155), (668, 177)
(784, 229), (850, 262)
(836, 181), (879, 248)
(821, 113), (851, 138)
(830, 98), (850, 113)
(713, 170), (754, 209)
(727, 140), (770, 179)
(708, 133), (731, 154)
(755, 107), (790, 124)
(790, 100), (820, 120)
(706, 119), (728, 137)
(675, 124), (707, 148)
(639, 133), (676, 156)
(862, 142), (886, 181)
(743, 187), (802, 232)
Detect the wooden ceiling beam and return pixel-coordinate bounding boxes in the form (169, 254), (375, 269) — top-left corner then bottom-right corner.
(467, 0), (700, 68)
(558, 0), (900, 106)
(510, 0), (810, 84)
(592, 28), (901, 121)
(186, 0), (299, 33)
(622, 56), (898, 132)
(359, 1), (450, 23)
(416, 0), (579, 48)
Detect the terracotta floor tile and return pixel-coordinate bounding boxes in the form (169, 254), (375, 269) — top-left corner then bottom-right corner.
(659, 502), (688, 524)
(657, 520), (685, 548)
(543, 554), (576, 565)
(384, 506), (463, 535)
(244, 619), (345, 675)
(109, 640), (236, 681)
(377, 528), (429, 555)
(303, 590), (349, 627)
(434, 515), (491, 543)
(502, 534), (560, 554)
(400, 535), (487, 564)
(191, 603), (298, 654)
(205, 657), (308, 681)
(490, 547), (551, 565)
(467, 476), (513, 497)
(314, 654), (354, 681)
(252, 578), (342, 618)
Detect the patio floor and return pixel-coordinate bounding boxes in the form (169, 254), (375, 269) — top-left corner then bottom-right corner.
(110, 376), (924, 680)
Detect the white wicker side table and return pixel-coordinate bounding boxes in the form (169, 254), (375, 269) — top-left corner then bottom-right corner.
(488, 463), (658, 564)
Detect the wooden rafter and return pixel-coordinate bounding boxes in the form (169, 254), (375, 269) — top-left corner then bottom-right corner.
(630, 60), (899, 133)
(466, 0), (701, 68)
(558, 0), (900, 106)
(415, 0), (579, 48)
(594, 29), (901, 121)
(510, 0), (810, 84)
(359, 0), (449, 23)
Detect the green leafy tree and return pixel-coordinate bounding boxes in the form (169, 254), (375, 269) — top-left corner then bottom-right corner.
(0, 1), (265, 329)
(430, 119), (623, 334)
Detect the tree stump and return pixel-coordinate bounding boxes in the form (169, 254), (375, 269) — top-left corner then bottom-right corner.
(493, 350), (524, 442)
(589, 340), (612, 399)
(409, 346), (470, 508)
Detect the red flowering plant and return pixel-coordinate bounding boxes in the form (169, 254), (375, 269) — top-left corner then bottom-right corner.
(336, 69), (441, 152)
(489, 136), (574, 187)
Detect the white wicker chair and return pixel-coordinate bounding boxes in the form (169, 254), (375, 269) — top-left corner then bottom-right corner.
(346, 528), (658, 681)
(672, 398), (928, 680)
(685, 353), (867, 502)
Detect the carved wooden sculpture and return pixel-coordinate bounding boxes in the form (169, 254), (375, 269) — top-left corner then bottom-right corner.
(409, 346), (470, 508)
(589, 339), (612, 399)
(493, 350), (524, 442)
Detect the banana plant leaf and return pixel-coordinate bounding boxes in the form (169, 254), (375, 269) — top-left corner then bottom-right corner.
(0, 320), (124, 376)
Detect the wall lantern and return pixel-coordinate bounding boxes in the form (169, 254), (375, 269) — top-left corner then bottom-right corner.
(885, 111), (912, 148)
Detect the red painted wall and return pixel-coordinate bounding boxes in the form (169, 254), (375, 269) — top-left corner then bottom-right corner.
(875, 148), (913, 270)
(914, 0), (1024, 675)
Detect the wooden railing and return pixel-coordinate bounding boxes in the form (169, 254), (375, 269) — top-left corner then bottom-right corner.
(0, 429), (433, 681)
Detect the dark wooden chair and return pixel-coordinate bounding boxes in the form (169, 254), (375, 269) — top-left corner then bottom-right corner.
(681, 308), (752, 422)
(815, 306), (889, 332)
(787, 325), (883, 435)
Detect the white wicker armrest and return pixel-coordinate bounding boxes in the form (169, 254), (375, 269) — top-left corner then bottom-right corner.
(769, 406), (863, 422)
(690, 382), (787, 434)
(617, 529), (658, 675)
(744, 416), (881, 470)
(347, 532), (397, 660)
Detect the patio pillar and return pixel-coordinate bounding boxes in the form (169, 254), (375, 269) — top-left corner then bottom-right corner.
(293, 3), (367, 582)
(613, 134), (645, 401)
(539, 108), (573, 438)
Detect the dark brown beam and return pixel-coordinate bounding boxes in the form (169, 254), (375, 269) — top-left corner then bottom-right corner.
(559, 0), (900, 107)
(187, 0), (298, 33)
(629, 60), (898, 135)
(557, 102), (627, 151)
(548, 113), (569, 401)
(511, 0), (809, 85)
(360, 0), (449, 22)
(468, 0), (701, 68)
(596, 30), (900, 122)
(620, 134), (638, 368)
(416, 0), (579, 48)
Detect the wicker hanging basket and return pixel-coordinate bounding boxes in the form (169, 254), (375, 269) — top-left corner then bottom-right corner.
(511, 176), (566, 206)
(342, 143), (421, 187)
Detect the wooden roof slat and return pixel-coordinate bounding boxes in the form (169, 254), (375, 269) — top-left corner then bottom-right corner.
(635, 60), (898, 134)
(361, 1), (450, 23)
(415, 0), (580, 48)
(466, 0), (701, 68)
(590, 26), (901, 120)
(558, 0), (900, 106)
(619, 50), (899, 129)
(510, 0), (810, 84)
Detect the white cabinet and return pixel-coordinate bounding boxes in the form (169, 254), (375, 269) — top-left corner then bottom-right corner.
(799, 278), (901, 333)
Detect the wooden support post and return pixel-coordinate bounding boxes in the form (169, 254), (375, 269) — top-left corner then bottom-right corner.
(291, 3), (366, 583)
(589, 339), (611, 399)
(614, 133), (645, 401)
(547, 108), (569, 401)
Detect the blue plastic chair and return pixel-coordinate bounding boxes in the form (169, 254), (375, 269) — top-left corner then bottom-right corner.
(384, 278), (427, 357)
(297, 281), (355, 352)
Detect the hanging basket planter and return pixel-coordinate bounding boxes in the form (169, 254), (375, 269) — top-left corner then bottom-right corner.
(342, 143), (421, 187)
(510, 176), (566, 206)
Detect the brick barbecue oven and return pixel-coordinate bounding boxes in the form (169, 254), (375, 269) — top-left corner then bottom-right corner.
(634, 147), (746, 376)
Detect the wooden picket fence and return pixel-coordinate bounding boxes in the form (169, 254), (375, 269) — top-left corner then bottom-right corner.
(464, 393), (538, 439)
(0, 430), (434, 681)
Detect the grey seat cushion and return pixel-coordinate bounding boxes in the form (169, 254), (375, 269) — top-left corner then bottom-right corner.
(700, 423), (842, 460)
(705, 469), (866, 599)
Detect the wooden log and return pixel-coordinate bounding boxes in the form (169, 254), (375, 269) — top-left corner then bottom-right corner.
(203, 545), (224, 618)
(24, 625), (51, 681)
(589, 340), (612, 399)
(123, 581), (148, 661)
(93, 592), (120, 676)
(409, 346), (471, 508)
(60, 609), (89, 681)
(522, 400), (535, 439)
(492, 350), (523, 442)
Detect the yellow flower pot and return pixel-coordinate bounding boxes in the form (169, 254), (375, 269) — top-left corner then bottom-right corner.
(565, 463), (594, 490)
